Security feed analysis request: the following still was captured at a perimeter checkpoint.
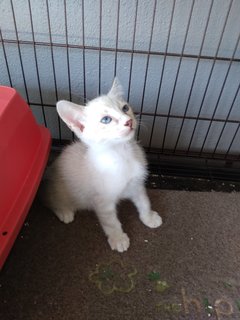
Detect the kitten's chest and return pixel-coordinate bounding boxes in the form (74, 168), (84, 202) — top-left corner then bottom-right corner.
(91, 145), (145, 182)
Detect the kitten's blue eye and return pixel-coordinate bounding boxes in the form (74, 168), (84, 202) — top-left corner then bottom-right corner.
(101, 116), (112, 124)
(122, 104), (129, 113)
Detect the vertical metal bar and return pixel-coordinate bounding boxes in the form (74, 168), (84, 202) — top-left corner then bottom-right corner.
(148, 0), (176, 150)
(136, 0), (157, 140)
(46, 0), (62, 141)
(173, 0), (214, 153)
(186, 0), (234, 154)
(224, 120), (240, 160)
(0, 28), (13, 87)
(199, 33), (240, 156)
(161, 0), (195, 151)
(127, 0), (138, 102)
(213, 81), (240, 157)
(63, 0), (74, 140)
(98, 0), (102, 95)
(28, 0), (47, 127)
(81, 0), (86, 101)
(46, 0), (58, 101)
(225, 125), (240, 160)
(10, 0), (30, 103)
(64, 0), (72, 101)
(114, 0), (121, 77)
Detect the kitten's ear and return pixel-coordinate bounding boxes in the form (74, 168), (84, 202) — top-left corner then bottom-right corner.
(56, 100), (85, 132)
(108, 77), (124, 100)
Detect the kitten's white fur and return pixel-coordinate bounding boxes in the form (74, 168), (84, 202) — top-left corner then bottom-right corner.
(43, 79), (162, 252)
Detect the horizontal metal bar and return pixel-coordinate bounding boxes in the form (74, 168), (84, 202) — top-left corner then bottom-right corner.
(29, 102), (240, 125)
(140, 112), (240, 124)
(1, 38), (240, 63)
(146, 147), (239, 162)
(51, 137), (240, 162)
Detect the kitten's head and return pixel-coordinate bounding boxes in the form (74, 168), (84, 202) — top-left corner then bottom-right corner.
(56, 78), (137, 145)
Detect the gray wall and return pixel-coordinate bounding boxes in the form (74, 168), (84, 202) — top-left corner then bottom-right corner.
(0, 0), (240, 154)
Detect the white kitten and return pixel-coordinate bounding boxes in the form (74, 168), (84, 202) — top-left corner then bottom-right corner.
(44, 79), (162, 252)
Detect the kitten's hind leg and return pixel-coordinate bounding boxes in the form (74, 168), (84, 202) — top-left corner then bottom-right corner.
(128, 184), (162, 228)
(54, 209), (75, 224)
(94, 200), (130, 252)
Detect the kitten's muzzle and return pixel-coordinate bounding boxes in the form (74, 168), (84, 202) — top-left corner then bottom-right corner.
(124, 119), (133, 129)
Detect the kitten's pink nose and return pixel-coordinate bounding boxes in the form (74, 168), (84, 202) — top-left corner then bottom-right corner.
(124, 119), (133, 128)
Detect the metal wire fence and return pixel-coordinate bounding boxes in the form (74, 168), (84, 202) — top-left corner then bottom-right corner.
(0, 0), (240, 163)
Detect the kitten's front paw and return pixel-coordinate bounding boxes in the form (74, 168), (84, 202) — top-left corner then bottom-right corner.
(141, 211), (162, 228)
(55, 210), (75, 224)
(108, 232), (130, 253)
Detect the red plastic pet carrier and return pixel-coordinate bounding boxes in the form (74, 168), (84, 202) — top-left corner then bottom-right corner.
(0, 86), (51, 269)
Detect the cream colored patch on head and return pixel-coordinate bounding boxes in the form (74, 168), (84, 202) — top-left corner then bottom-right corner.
(91, 98), (123, 119)
(81, 92), (137, 142)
